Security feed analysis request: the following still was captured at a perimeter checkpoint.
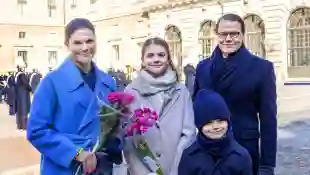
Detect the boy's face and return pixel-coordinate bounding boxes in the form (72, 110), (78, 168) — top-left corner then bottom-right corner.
(202, 119), (228, 139)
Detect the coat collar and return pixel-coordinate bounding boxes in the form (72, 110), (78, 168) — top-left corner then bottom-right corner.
(58, 57), (114, 92)
(209, 46), (253, 93)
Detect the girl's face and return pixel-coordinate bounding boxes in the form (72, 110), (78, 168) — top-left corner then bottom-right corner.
(141, 44), (170, 76)
(202, 120), (228, 139)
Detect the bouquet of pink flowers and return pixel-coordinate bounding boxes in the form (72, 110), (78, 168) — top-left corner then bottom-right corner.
(125, 107), (164, 175)
(74, 91), (134, 175)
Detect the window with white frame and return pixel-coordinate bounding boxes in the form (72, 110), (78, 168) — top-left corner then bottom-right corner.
(112, 45), (120, 61)
(18, 31), (26, 39)
(17, 0), (27, 16)
(18, 51), (28, 65)
(48, 51), (57, 66)
(71, 0), (77, 8)
(48, 0), (56, 17)
(90, 0), (97, 4)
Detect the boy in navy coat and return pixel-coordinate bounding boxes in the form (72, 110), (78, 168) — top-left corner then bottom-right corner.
(179, 89), (252, 175)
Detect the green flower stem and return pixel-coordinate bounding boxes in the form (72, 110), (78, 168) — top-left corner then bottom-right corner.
(134, 138), (163, 174)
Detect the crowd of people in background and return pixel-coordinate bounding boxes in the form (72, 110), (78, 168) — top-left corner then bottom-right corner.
(0, 63), (42, 130)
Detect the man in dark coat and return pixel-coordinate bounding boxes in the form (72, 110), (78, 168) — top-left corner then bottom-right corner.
(29, 68), (42, 93)
(6, 72), (16, 115)
(0, 74), (5, 102)
(183, 64), (196, 96)
(108, 69), (129, 91)
(193, 14), (277, 175)
(15, 65), (31, 130)
(179, 89), (252, 175)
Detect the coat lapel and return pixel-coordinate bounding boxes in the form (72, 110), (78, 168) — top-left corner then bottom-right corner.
(78, 65), (116, 131)
(160, 85), (181, 119)
(62, 58), (93, 110)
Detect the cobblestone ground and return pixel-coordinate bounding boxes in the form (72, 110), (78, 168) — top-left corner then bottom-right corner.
(276, 110), (310, 175)
(0, 104), (40, 175)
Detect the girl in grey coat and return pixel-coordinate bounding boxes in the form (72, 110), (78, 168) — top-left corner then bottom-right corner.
(124, 37), (196, 175)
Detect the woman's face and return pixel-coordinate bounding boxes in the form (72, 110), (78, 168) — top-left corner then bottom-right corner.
(202, 119), (228, 139)
(142, 44), (169, 76)
(67, 28), (96, 65)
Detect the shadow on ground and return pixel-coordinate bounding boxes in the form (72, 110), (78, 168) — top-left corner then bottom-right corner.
(276, 118), (310, 175)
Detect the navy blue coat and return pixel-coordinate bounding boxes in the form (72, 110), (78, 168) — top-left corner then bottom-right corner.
(183, 64), (196, 96)
(29, 72), (42, 93)
(179, 139), (252, 175)
(15, 71), (31, 117)
(193, 46), (277, 173)
(7, 75), (16, 106)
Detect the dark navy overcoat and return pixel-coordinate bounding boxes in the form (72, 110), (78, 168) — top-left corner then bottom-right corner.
(7, 74), (16, 106)
(193, 46), (277, 173)
(183, 64), (196, 96)
(15, 71), (31, 117)
(29, 72), (42, 93)
(179, 140), (252, 175)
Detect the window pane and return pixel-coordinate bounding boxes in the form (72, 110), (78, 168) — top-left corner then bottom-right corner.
(287, 8), (310, 78)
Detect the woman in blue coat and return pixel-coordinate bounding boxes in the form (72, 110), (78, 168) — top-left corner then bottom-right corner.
(179, 89), (252, 175)
(193, 14), (277, 175)
(27, 18), (122, 175)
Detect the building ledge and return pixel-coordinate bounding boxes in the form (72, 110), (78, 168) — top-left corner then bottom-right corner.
(142, 0), (239, 13)
(143, 0), (200, 12)
(284, 81), (310, 85)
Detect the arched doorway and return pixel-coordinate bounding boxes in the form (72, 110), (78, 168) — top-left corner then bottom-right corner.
(199, 20), (216, 59)
(287, 8), (310, 78)
(244, 14), (266, 57)
(165, 25), (182, 74)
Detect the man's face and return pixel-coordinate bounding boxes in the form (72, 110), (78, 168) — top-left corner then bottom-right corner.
(216, 20), (244, 56)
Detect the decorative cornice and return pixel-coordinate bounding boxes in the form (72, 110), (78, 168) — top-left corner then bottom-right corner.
(142, 0), (239, 13)
(143, 0), (206, 12)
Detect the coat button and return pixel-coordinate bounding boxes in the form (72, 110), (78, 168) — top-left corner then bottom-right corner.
(155, 122), (160, 129)
(156, 152), (161, 157)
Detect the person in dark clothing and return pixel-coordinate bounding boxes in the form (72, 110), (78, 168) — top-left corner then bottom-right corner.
(0, 74), (5, 102)
(15, 65), (31, 130)
(179, 89), (252, 175)
(29, 68), (42, 93)
(108, 69), (128, 91)
(193, 14), (277, 175)
(183, 64), (196, 96)
(7, 72), (16, 115)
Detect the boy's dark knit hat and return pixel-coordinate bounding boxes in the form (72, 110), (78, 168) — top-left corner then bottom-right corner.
(193, 89), (231, 129)
(65, 18), (95, 43)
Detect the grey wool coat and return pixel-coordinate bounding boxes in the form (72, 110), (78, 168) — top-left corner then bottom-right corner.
(124, 83), (196, 175)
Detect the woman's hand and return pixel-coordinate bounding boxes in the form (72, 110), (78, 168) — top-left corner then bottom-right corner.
(76, 151), (97, 174)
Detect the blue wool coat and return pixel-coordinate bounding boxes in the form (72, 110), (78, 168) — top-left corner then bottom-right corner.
(27, 58), (117, 175)
(193, 46), (277, 173)
(179, 139), (252, 175)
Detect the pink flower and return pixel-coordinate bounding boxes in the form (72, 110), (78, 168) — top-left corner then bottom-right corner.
(107, 92), (134, 105)
(151, 111), (158, 120)
(126, 122), (141, 136)
(140, 125), (149, 133)
(143, 107), (151, 114)
(134, 109), (143, 118)
(137, 117), (155, 126)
